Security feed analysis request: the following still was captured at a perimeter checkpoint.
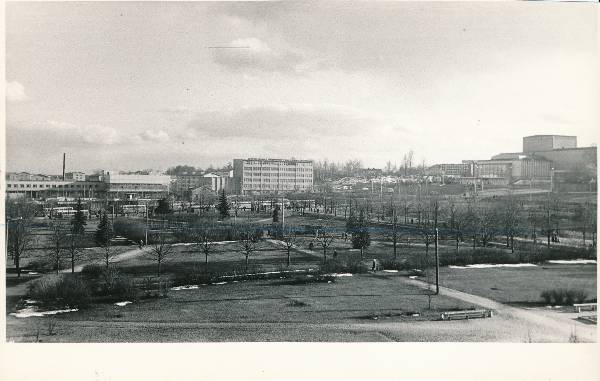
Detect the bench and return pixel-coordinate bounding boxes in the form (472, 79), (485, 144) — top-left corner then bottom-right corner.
(440, 309), (493, 321)
(573, 303), (597, 313)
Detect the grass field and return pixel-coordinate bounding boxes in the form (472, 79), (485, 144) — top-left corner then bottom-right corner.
(439, 264), (597, 304)
(6, 272), (478, 342)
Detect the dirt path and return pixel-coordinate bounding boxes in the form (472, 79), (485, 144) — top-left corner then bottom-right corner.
(404, 278), (597, 342)
(66, 247), (148, 273)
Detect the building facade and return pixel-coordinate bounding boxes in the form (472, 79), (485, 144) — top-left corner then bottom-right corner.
(523, 135), (577, 153)
(427, 163), (471, 177)
(232, 158), (313, 195)
(65, 172), (86, 181)
(103, 171), (171, 200)
(5, 178), (105, 199)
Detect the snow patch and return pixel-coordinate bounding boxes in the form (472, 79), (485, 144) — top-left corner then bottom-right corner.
(25, 299), (39, 304)
(27, 272), (39, 275)
(383, 270), (398, 273)
(330, 273), (353, 277)
(547, 259), (597, 265)
(171, 285), (199, 291)
(408, 276), (418, 279)
(114, 301), (132, 307)
(213, 282), (227, 285)
(449, 263), (537, 269)
(10, 306), (78, 318)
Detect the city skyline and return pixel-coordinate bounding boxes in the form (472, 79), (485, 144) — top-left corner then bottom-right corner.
(6, 2), (599, 174)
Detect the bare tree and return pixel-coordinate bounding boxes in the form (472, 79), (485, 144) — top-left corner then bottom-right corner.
(239, 229), (260, 273)
(500, 194), (522, 254)
(314, 229), (335, 264)
(280, 227), (298, 267)
(7, 219), (34, 278)
(193, 228), (215, 269)
(445, 200), (466, 254)
(147, 232), (174, 279)
(464, 197), (479, 249)
(384, 208), (402, 260)
(65, 232), (83, 274)
(48, 223), (68, 274)
(478, 206), (498, 247)
(541, 193), (560, 248)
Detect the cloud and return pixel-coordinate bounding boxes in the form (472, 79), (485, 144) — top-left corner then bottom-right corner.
(45, 120), (121, 145)
(137, 129), (170, 143)
(6, 81), (28, 102)
(186, 103), (394, 140)
(211, 37), (322, 74)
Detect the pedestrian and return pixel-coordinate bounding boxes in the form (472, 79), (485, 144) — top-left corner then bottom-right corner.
(139, 239), (143, 249)
(372, 258), (377, 272)
(309, 242), (314, 251)
(333, 250), (338, 260)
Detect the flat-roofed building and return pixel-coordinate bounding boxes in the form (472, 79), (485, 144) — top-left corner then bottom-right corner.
(65, 171), (86, 181)
(427, 163), (471, 177)
(523, 135), (577, 153)
(103, 171), (171, 200)
(232, 158), (313, 195)
(5, 179), (105, 199)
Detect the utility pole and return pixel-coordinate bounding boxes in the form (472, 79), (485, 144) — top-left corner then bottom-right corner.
(145, 202), (149, 245)
(434, 200), (440, 295)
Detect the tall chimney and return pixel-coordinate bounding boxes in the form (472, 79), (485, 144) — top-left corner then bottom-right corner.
(62, 153), (66, 180)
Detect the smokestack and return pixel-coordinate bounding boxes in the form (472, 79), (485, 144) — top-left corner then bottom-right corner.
(62, 153), (66, 180)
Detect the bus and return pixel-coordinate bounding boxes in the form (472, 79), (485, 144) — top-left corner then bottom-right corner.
(45, 207), (89, 219)
(122, 204), (147, 216)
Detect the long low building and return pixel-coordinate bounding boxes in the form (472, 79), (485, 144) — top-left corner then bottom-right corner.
(103, 171), (171, 200)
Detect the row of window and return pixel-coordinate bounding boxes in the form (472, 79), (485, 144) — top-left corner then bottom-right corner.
(243, 166), (312, 171)
(243, 173), (312, 178)
(7, 183), (101, 189)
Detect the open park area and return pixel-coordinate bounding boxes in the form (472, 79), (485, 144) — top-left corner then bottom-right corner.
(5, 204), (597, 343)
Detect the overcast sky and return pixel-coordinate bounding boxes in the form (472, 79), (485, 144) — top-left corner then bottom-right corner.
(5, 2), (599, 174)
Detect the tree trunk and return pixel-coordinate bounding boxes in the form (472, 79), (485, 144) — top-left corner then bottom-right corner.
(511, 236), (515, 253)
(71, 254), (75, 273)
(393, 235), (397, 260)
(456, 233), (460, 254)
(245, 254), (249, 273)
(16, 254), (21, 278)
(323, 247), (327, 264)
(287, 248), (291, 267)
(583, 229), (586, 246)
(360, 247), (363, 260)
(158, 259), (161, 278)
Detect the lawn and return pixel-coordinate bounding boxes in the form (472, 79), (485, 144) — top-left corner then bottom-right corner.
(6, 272), (477, 342)
(439, 263), (597, 304)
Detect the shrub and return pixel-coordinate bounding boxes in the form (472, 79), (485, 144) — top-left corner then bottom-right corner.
(81, 264), (104, 279)
(572, 289), (589, 304)
(281, 274), (335, 285)
(540, 290), (552, 304)
(540, 288), (589, 305)
(379, 258), (408, 271)
(112, 218), (146, 243)
(319, 255), (368, 274)
(95, 267), (138, 301)
(28, 274), (91, 308)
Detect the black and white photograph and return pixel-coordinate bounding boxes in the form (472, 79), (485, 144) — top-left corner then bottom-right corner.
(2, 1), (598, 375)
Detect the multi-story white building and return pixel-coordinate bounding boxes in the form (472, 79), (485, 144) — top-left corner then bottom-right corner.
(232, 158), (313, 195)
